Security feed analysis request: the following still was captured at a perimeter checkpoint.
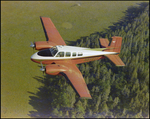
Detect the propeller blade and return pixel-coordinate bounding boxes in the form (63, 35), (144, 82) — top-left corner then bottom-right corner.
(40, 68), (45, 72)
(30, 41), (35, 53)
(30, 42), (35, 48)
(40, 62), (45, 72)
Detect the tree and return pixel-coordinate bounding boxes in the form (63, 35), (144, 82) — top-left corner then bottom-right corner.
(95, 95), (101, 112)
(64, 111), (69, 118)
(84, 63), (90, 76)
(87, 109), (93, 117)
(58, 111), (63, 117)
(131, 79), (140, 94)
(51, 108), (59, 117)
(101, 85), (110, 102)
(130, 67), (138, 83)
(121, 108), (127, 117)
(80, 63), (85, 74)
(92, 61), (98, 73)
(113, 97), (120, 109)
(100, 101), (109, 115)
(136, 109), (143, 118)
(86, 37), (90, 47)
(74, 100), (85, 118)
(122, 85), (130, 96)
(95, 67), (100, 79)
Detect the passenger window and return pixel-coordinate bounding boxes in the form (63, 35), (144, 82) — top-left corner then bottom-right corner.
(72, 52), (76, 57)
(56, 52), (64, 57)
(66, 52), (71, 57)
(78, 52), (83, 56)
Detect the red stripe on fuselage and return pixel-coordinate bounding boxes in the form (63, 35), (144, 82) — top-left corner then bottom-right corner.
(31, 55), (106, 65)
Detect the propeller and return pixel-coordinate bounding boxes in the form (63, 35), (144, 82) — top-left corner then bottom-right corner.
(40, 62), (45, 75)
(30, 41), (35, 48)
(30, 41), (35, 53)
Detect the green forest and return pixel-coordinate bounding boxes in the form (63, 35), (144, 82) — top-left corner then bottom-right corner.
(28, 2), (149, 118)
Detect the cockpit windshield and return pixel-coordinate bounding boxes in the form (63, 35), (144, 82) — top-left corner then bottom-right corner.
(37, 46), (58, 57)
(50, 46), (58, 56)
(38, 49), (52, 57)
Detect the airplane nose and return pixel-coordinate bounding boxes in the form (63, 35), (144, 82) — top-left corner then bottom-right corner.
(31, 53), (37, 60)
(31, 52), (39, 63)
(31, 52), (41, 63)
(31, 54), (34, 59)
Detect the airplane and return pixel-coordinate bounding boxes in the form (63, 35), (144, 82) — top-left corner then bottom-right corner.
(30, 17), (125, 99)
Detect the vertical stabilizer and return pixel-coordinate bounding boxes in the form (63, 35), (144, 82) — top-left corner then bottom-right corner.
(109, 36), (122, 53)
(103, 36), (122, 53)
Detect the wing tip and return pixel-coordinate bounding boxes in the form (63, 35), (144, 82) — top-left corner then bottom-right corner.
(40, 16), (50, 19)
(80, 96), (92, 99)
(116, 64), (125, 66)
(40, 16), (44, 19)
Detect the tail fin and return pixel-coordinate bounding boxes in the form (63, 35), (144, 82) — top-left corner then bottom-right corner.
(100, 36), (122, 53)
(109, 36), (122, 53)
(99, 36), (125, 66)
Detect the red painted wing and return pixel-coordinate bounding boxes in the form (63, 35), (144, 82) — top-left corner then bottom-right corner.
(40, 17), (66, 45)
(45, 61), (92, 99)
(63, 63), (92, 99)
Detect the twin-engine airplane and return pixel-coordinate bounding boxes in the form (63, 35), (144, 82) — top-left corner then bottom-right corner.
(30, 17), (125, 99)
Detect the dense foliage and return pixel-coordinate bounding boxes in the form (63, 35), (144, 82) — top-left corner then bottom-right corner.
(28, 2), (149, 118)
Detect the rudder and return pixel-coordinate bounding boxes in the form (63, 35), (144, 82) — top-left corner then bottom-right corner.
(104, 36), (122, 53)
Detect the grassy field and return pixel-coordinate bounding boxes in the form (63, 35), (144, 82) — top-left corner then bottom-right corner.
(1, 1), (145, 118)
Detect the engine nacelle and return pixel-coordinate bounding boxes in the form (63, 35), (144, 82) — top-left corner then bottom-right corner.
(45, 64), (68, 75)
(35, 41), (56, 50)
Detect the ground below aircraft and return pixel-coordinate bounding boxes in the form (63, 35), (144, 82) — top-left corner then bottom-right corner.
(30, 17), (125, 99)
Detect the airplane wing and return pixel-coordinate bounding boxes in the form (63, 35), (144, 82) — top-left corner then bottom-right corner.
(99, 38), (109, 48)
(63, 63), (92, 99)
(105, 54), (125, 66)
(40, 17), (66, 45)
(46, 61), (92, 99)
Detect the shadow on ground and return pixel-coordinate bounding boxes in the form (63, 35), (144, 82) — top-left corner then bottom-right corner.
(28, 74), (79, 118)
(28, 75), (56, 118)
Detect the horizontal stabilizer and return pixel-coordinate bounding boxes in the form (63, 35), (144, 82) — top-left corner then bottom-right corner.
(99, 38), (109, 48)
(105, 55), (125, 66)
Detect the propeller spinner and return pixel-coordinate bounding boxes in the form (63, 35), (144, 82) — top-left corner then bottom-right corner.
(30, 42), (35, 48)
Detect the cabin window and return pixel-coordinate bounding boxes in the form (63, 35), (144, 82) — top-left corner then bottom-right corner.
(78, 52), (83, 56)
(66, 52), (71, 57)
(72, 52), (76, 57)
(56, 52), (64, 57)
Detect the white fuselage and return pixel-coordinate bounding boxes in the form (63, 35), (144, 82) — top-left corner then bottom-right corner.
(31, 45), (117, 61)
